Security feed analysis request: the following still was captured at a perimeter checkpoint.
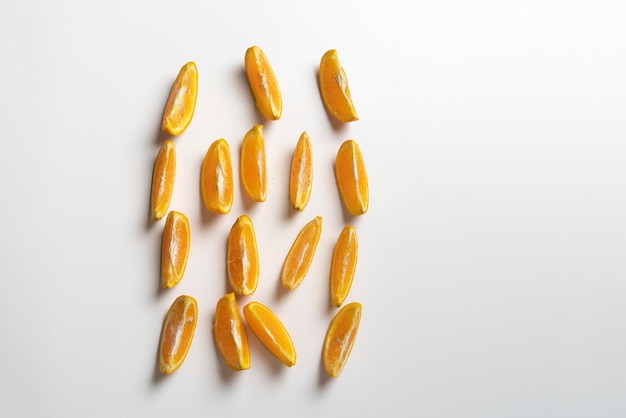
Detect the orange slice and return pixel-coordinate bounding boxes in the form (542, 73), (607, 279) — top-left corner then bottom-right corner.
(244, 46), (282, 120)
(319, 49), (358, 123)
(330, 226), (358, 307)
(161, 61), (198, 135)
(150, 140), (176, 221)
(281, 216), (322, 290)
(161, 211), (190, 288)
(213, 293), (250, 371)
(243, 301), (296, 367)
(335, 140), (369, 216)
(240, 124), (267, 202)
(322, 302), (362, 378)
(200, 138), (234, 214)
(158, 295), (198, 374)
(227, 215), (259, 296)
(289, 131), (313, 211)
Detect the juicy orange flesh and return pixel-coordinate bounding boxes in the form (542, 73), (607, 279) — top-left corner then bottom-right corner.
(289, 132), (313, 211)
(159, 295), (198, 374)
(240, 125), (267, 202)
(323, 302), (362, 378)
(330, 226), (358, 307)
(243, 302), (296, 367)
(214, 293), (250, 371)
(201, 139), (234, 214)
(150, 140), (176, 221)
(161, 61), (198, 135)
(227, 215), (259, 296)
(245, 46), (282, 120)
(281, 216), (322, 290)
(319, 50), (358, 123)
(161, 211), (190, 288)
(335, 140), (369, 216)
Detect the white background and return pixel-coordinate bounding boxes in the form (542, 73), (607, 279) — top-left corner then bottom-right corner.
(1, 1), (625, 417)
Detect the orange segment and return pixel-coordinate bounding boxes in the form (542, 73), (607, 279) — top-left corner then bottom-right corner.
(200, 138), (234, 214)
(319, 49), (358, 123)
(158, 295), (198, 374)
(281, 216), (322, 290)
(213, 293), (250, 371)
(244, 46), (282, 120)
(240, 124), (267, 202)
(161, 211), (190, 288)
(227, 215), (259, 296)
(289, 132), (313, 211)
(243, 302), (296, 367)
(150, 140), (176, 221)
(330, 226), (358, 307)
(335, 140), (369, 216)
(161, 61), (198, 135)
(322, 302), (362, 378)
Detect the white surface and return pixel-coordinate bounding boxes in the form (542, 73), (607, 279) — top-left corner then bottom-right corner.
(1, 1), (625, 417)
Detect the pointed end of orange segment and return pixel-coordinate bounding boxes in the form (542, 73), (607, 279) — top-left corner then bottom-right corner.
(281, 216), (322, 290)
(161, 61), (198, 136)
(319, 49), (358, 123)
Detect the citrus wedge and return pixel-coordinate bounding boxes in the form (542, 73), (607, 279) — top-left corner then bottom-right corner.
(161, 61), (198, 135)
(150, 140), (176, 221)
(158, 295), (198, 374)
(322, 302), (362, 378)
(240, 124), (267, 202)
(289, 131), (313, 212)
(161, 211), (190, 288)
(281, 216), (322, 290)
(330, 225), (358, 307)
(244, 46), (282, 120)
(243, 301), (296, 367)
(227, 215), (259, 296)
(319, 49), (358, 123)
(213, 293), (250, 371)
(335, 140), (369, 216)
(200, 138), (234, 214)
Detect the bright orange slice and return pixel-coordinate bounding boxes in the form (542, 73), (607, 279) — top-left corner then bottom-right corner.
(161, 61), (198, 135)
(322, 302), (362, 378)
(213, 293), (250, 371)
(281, 216), (322, 290)
(335, 140), (369, 216)
(240, 124), (267, 202)
(289, 131), (313, 211)
(200, 138), (234, 214)
(158, 295), (198, 374)
(244, 46), (282, 120)
(161, 211), (190, 288)
(227, 215), (259, 296)
(150, 140), (176, 221)
(243, 301), (296, 367)
(330, 226), (358, 307)
(319, 49), (358, 123)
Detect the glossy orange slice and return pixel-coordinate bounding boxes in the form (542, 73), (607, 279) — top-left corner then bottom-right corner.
(240, 124), (267, 202)
(289, 131), (313, 211)
(330, 226), (358, 307)
(158, 295), (198, 374)
(322, 302), (362, 378)
(319, 49), (358, 123)
(161, 61), (198, 135)
(281, 216), (322, 290)
(335, 140), (369, 216)
(243, 301), (296, 367)
(150, 140), (176, 221)
(244, 46), (282, 120)
(226, 215), (259, 296)
(161, 211), (190, 288)
(200, 138), (234, 214)
(213, 293), (250, 371)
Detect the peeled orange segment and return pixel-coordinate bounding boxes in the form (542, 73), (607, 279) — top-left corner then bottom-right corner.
(161, 61), (198, 135)
(319, 49), (358, 123)
(330, 226), (358, 307)
(289, 132), (313, 212)
(227, 215), (259, 296)
(240, 124), (267, 202)
(335, 140), (369, 216)
(322, 302), (362, 378)
(150, 140), (176, 221)
(213, 293), (250, 371)
(158, 295), (198, 374)
(200, 138), (234, 214)
(161, 211), (190, 288)
(281, 216), (322, 290)
(243, 301), (296, 367)
(244, 46), (282, 120)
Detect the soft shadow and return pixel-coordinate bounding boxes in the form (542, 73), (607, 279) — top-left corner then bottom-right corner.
(273, 272), (291, 302)
(317, 357), (333, 389)
(151, 340), (167, 385)
(314, 68), (349, 134)
(246, 329), (286, 377)
(239, 68), (268, 126)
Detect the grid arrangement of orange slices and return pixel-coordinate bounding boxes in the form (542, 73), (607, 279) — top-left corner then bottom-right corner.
(150, 47), (368, 379)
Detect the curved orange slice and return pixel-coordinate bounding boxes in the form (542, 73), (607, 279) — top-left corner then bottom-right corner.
(330, 226), (358, 307)
(335, 140), (369, 216)
(161, 61), (198, 135)
(213, 293), (250, 371)
(161, 211), (190, 288)
(319, 49), (358, 123)
(150, 140), (176, 221)
(281, 216), (322, 290)
(227, 215), (259, 296)
(158, 295), (198, 374)
(289, 131), (313, 211)
(201, 138), (234, 214)
(322, 302), (362, 378)
(244, 46), (282, 120)
(243, 301), (296, 367)
(240, 124), (267, 202)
